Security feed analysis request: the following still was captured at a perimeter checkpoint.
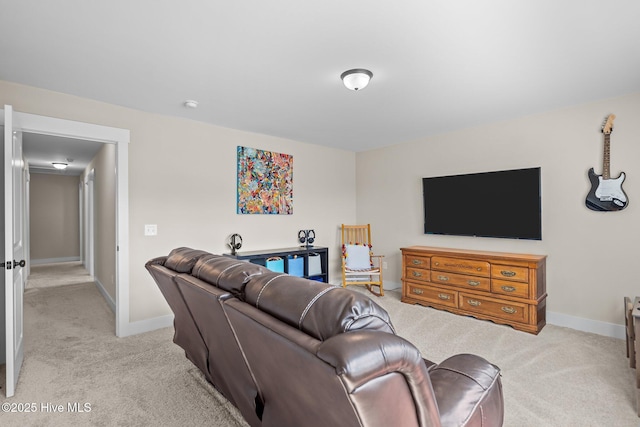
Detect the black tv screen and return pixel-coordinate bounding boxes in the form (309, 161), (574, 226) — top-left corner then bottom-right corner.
(423, 167), (542, 240)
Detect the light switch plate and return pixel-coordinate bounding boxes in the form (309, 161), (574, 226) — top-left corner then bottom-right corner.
(144, 224), (158, 236)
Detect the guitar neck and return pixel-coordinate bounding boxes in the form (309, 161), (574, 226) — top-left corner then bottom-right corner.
(602, 133), (611, 180)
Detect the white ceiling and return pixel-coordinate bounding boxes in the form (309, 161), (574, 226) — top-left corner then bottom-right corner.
(1, 1), (639, 152)
(22, 133), (103, 176)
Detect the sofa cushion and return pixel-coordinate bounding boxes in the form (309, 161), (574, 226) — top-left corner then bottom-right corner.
(192, 254), (268, 295)
(164, 247), (210, 273)
(244, 274), (395, 341)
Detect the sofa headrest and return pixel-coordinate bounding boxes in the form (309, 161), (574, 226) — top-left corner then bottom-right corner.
(192, 254), (268, 295)
(164, 247), (210, 273)
(244, 274), (395, 341)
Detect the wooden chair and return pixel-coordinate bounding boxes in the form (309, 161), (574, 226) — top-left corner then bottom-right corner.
(341, 224), (384, 296)
(632, 297), (640, 417)
(625, 296), (636, 368)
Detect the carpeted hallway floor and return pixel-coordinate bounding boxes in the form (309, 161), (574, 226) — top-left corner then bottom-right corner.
(2, 263), (247, 426)
(26, 261), (94, 290)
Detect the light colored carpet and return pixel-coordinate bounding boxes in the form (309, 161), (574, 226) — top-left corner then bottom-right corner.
(26, 262), (93, 289)
(1, 280), (637, 426)
(2, 284), (247, 426)
(373, 288), (636, 427)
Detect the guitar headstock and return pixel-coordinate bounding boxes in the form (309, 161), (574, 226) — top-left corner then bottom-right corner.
(601, 114), (616, 134)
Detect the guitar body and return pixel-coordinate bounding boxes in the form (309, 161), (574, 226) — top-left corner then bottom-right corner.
(586, 167), (628, 211)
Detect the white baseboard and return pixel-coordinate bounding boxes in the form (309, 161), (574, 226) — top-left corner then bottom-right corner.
(119, 314), (174, 337)
(547, 311), (625, 339)
(31, 256), (81, 265)
(94, 278), (116, 313)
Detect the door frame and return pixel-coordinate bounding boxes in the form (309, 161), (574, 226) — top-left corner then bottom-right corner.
(1, 109), (130, 337)
(84, 168), (96, 277)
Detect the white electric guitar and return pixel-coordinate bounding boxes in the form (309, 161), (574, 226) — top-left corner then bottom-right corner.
(586, 114), (628, 211)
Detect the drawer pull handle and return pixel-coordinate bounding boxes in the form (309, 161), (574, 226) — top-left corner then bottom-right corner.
(467, 299), (481, 307)
(500, 270), (516, 277)
(467, 280), (480, 286)
(501, 285), (516, 292)
(412, 271), (423, 278)
(437, 275), (449, 281)
(501, 306), (517, 314)
(412, 259), (423, 265)
(438, 293), (451, 300)
(413, 288), (424, 295)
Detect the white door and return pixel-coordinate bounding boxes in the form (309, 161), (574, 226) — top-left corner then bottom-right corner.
(4, 105), (25, 398)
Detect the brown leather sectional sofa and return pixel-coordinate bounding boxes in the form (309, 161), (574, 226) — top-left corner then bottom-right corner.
(146, 247), (504, 427)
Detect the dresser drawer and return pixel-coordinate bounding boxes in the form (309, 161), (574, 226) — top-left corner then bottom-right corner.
(432, 256), (490, 277)
(405, 284), (457, 308)
(492, 279), (529, 299)
(431, 271), (491, 292)
(406, 267), (430, 282)
(491, 265), (529, 283)
(459, 293), (529, 323)
(405, 255), (430, 269)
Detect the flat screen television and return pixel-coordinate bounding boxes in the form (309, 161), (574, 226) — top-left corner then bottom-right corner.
(422, 167), (542, 240)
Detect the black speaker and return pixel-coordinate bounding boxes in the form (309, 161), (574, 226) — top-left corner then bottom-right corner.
(228, 233), (243, 255)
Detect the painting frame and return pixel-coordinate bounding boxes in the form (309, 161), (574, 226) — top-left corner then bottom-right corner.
(236, 146), (293, 215)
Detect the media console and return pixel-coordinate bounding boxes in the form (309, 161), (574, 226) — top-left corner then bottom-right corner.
(225, 246), (329, 283)
(401, 246), (547, 334)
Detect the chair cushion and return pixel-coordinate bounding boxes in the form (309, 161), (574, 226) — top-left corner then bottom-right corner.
(164, 247), (210, 273)
(244, 274), (395, 341)
(344, 244), (372, 270)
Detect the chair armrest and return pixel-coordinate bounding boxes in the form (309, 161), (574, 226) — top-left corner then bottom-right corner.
(429, 354), (504, 427)
(317, 330), (441, 427)
(370, 255), (384, 267)
(145, 256), (167, 269)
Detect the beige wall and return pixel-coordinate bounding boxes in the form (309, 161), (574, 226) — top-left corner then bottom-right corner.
(81, 144), (117, 300)
(0, 80), (357, 323)
(29, 173), (80, 262)
(356, 92), (640, 328)
(6, 78), (637, 332)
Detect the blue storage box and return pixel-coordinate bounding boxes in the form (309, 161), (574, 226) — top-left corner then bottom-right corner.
(265, 257), (284, 273)
(288, 255), (304, 277)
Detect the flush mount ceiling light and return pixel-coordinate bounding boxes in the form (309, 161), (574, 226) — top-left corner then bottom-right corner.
(340, 68), (373, 91)
(52, 162), (68, 170)
(183, 100), (199, 109)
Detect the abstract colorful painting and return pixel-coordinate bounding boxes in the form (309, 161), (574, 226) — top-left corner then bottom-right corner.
(237, 146), (293, 214)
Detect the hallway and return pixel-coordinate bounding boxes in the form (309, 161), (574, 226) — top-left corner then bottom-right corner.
(26, 261), (93, 290)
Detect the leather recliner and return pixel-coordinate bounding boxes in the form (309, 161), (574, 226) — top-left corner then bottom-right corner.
(146, 247), (504, 427)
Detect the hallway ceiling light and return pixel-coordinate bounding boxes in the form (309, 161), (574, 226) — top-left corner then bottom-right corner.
(184, 100), (199, 109)
(340, 69), (373, 91)
(52, 162), (68, 170)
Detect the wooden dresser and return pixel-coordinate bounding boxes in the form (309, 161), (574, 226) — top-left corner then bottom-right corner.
(401, 246), (547, 334)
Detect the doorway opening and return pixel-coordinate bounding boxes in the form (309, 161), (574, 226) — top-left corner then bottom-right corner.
(1, 109), (130, 337)
(24, 135), (117, 312)
(2, 107), (129, 398)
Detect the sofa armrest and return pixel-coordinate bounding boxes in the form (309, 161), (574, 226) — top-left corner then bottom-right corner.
(317, 330), (441, 427)
(429, 354), (504, 427)
(145, 256), (167, 269)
